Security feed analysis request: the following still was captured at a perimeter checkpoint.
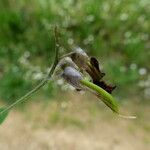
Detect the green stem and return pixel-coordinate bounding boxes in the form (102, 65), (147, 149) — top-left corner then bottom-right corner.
(0, 26), (60, 115)
(80, 79), (119, 113)
(0, 79), (48, 115)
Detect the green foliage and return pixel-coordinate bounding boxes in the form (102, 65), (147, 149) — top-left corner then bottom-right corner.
(0, 65), (32, 103)
(0, 107), (9, 124)
(0, 0), (149, 102)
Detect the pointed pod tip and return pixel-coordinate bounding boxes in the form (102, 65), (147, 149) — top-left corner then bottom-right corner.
(118, 114), (137, 119)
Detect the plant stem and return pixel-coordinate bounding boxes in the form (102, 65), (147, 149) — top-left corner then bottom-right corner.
(0, 79), (48, 114)
(0, 26), (60, 115)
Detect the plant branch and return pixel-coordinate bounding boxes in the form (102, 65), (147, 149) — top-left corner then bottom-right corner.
(0, 26), (60, 115)
(47, 26), (59, 78)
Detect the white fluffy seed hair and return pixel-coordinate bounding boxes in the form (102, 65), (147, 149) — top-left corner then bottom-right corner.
(71, 47), (89, 70)
(53, 57), (79, 78)
(58, 57), (78, 69)
(73, 47), (88, 57)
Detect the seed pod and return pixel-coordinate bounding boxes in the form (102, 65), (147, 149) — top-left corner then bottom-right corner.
(80, 79), (136, 119)
(62, 66), (83, 90)
(71, 47), (89, 70)
(54, 57), (79, 80)
(64, 47), (116, 93)
(59, 57), (78, 70)
(70, 47), (105, 80)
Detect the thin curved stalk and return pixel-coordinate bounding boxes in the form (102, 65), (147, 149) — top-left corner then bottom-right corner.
(0, 26), (60, 115)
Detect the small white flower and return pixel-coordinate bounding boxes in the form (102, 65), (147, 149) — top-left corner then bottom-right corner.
(124, 31), (132, 38)
(32, 72), (43, 80)
(130, 63), (137, 70)
(84, 35), (94, 45)
(86, 15), (95, 22)
(24, 51), (30, 58)
(57, 79), (64, 85)
(68, 38), (74, 45)
(61, 102), (68, 109)
(139, 68), (147, 75)
(144, 88), (150, 99)
(120, 66), (126, 72)
(138, 15), (145, 23)
(103, 3), (110, 12)
(120, 13), (128, 21)
(141, 34), (149, 41)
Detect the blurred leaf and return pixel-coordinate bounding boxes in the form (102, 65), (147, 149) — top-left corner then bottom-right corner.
(0, 65), (32, 103)
(0, 0), (149, 101)
(0, 107), (9, 124)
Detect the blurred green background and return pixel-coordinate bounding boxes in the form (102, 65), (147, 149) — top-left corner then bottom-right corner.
(0, 0), (150, 149)
(0, 0), (149, 103)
